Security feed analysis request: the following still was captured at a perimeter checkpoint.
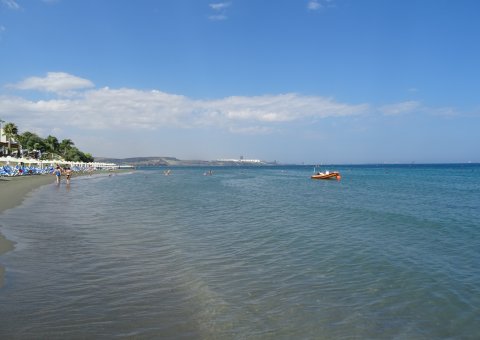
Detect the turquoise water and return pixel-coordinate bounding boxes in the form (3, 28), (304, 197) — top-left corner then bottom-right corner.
(0, 164), (479, 339)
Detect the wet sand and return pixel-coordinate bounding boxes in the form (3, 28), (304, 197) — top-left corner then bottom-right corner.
(0, 175), (56, 286)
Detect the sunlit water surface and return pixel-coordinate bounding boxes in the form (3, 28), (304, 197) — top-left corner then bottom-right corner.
(1, 165), (479, 339)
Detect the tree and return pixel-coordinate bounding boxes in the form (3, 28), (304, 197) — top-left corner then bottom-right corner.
(59, 139), (75, 157)
(2, 121), (95, 162)
(18, 131), (46, 158)
(83, 153), (94, 162)
(44, 135), (59, 158)
(3, 122), (19, 155)
(18, 131), (40, 150)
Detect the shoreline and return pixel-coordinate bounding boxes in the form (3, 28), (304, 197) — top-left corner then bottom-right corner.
(0, 170), (133, 287)
(0, 174), (56, 214)
(0, 170), (131, 250)
(0, 174), (56, 287)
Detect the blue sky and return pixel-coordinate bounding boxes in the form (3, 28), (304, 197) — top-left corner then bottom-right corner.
(1, 0), (479, 164)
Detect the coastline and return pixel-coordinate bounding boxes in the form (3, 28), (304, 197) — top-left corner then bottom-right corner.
(0, 174), (56, 286)
(0, 169), (132, 288)
(0, 174), (56, 214)
(0, 169), (134, 286)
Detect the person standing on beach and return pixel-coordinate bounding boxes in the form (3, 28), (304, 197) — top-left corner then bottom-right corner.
(54, 165), (62, 184)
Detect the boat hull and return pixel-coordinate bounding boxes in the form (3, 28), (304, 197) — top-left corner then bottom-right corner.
(311, 172), (341, 180)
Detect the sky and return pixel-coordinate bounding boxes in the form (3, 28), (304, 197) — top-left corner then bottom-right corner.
(1, 0), (479, 164)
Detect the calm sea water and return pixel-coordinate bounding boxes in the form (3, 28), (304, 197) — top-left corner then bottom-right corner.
(0, 164), (479, 339)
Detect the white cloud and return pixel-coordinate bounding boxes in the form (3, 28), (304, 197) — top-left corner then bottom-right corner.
(308, 1), (321, 11)
(379, 101), (460, 117)
(1, 0), (20, 10)
(206, 93), (368, 123)
(0, 74), (369, 135)
(426, 106), (459, 117)
(308, 0), (335, 11)
(209, 2), (231, 20)
(379, 101), (421, 115)
(209, 2), (230, 11)
(8, 72), (95, 96)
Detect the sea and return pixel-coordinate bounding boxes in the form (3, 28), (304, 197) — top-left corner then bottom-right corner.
(0, 164), (479, 339)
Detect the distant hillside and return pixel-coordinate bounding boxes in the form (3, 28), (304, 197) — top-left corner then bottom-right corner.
(95, 156), (274, 166)
(95, 156), (176, 166)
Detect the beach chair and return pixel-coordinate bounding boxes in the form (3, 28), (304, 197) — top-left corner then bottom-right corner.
(2, 165), (14, 176)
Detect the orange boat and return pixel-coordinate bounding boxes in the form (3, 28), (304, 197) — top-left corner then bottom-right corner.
(311, 170), (341, 180)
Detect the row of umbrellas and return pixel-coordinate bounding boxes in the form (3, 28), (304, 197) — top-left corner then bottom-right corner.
(0, 156), (119, 169)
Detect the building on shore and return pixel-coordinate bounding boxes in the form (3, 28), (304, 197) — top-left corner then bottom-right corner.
(216, 158), (265, 164)
(0, 127), (20, 157)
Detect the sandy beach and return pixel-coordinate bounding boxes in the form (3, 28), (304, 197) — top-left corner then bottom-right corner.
(0, 174), (56, 214)
(0, 174), (56, 285)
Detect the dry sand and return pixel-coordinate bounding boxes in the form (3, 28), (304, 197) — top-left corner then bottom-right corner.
(0, 174), (56, 214)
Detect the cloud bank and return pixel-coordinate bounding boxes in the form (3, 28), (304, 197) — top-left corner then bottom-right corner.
(1, 72), (369, 134)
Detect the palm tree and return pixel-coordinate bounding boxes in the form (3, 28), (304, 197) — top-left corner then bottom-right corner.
(0, 118), (4, 155)
(17, 131), (45, 158)
(44, 135), (59, 159)
(59, 139), (75, 157)
(3, 122), (19, 155)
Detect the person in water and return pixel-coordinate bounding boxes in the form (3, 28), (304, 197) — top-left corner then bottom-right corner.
(65, 167), (72, 185)
(54, 165), (62, 184)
